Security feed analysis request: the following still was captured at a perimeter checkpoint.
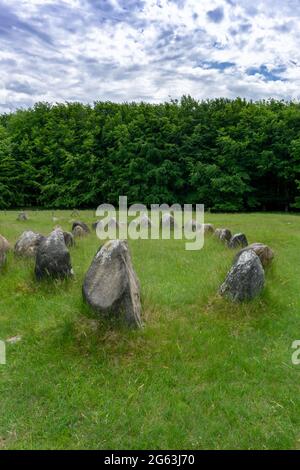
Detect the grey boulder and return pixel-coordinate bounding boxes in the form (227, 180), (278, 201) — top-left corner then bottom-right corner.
(220, 250), (265, 302)
(14, 231), (44, 257)
(203, 223), (214, 234)
(72, 220), (90, 234)
(83, 240), (142, 328)
(228, 233), (248, 249)
(17, 211), (28, 221)
(215, 228), (232, 242)
(0, 234), (10, 267)
(63, 231), (74, 248)
(161, 213), (177, 229)
(35, 229), (73, 280)
(184, 219), (202, 232)
(236, 243), (274, 268)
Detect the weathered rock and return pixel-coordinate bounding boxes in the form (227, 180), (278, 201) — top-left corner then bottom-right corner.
(161, 213), (177, 229)
(184, 219), (202, 232)
(73, 225), (87, 238)
(133, 214), (152, 228)
(215, 228), (232, 242)
(17, 211), (28, 221)
(96, 217), (119, 230)
(63, 231), (74, 248)
(203, 223), (214, 234)
(228, 233), (248, 249)
(83, 240), (142, 328)
(71, 209), (80, 217)
(236, 243), (274, 268)
(0, 235), (10, 253)
(220, 250), (265, 302)
(72, 220), (90, 234)
(35, 229), (73, 280)
(14, 231), (44, 257)
(0, 235), (10, 268)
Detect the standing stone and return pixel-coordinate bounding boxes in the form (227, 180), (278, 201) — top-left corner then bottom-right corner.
(14, 231), (44, 257)
(220, 250), (265, 302)
(228, 233), (248, 249)
(203, 223), (214, 234)
(71, 209), (80, 217)
(97, 217), (119, 230)
(184, 220), (202, 232)
(63, 231), (74, 248)
(161, 213), (177, 229)
(0, 235), (10, 253)
(134, 214), (152, 229)
(73, 225), (87, 238)
(17, 211), (28, 221)
(72, 220), (90, 234)
(35, 229), (73, 280)
(235, 243), (274, 268)
(83, 240), (142, 328)
(0, 235), (10, 268)
(215, 228), (232, 242)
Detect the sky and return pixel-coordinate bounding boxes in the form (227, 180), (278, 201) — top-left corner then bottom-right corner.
(0, 0), (299, 112)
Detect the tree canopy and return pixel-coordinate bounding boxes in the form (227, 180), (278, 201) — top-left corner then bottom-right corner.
(1, 96), (300, 211)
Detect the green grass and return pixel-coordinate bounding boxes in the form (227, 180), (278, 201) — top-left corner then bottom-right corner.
(0, 210), (300, 450)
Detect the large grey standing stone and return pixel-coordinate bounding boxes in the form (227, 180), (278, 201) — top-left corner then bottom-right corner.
(215, 228), (232, 242)
(72, 220), (90, 234)
(220, 250), (265, 302)
(35, 229), (73, 280)
(14, 231), (44, 257)
(161, 213), (177, 229)
(83, 240), (142, 328)
(17, 211), (28, 221)
(228, 233), (248, 249)
(0, 234), (10, 268)
(235, 243), (274, 268)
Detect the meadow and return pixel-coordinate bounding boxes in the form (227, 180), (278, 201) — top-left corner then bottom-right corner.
(0, 210), (300, 450)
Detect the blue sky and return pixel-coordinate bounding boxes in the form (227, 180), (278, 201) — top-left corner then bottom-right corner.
(0, 0), (299, 111)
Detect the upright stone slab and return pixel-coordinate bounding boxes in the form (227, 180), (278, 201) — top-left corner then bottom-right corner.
(63, 231), (74, 248)
(203, 224), (214, 234)
(73, 226), (87, 238)
(220, 250), (265, 302)
(184, 220), (202, 232)
(228, 233), (248, 249)
(161, 213), (177, 229)
(17, 211), (28, 221)
(236, 243), (274, 268)
(14, 231), (44, 257)
(0, 235), (10, 268)
(215, 228), (232, 242)
(72, 220), (90, 234)
(35, 229), (73, 280)
(83, 240), (142, 328)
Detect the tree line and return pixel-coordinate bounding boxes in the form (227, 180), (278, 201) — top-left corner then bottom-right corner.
(0, 96), (300, 211)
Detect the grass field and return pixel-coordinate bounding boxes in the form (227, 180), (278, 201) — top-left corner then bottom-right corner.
(0, 211), (300, 450)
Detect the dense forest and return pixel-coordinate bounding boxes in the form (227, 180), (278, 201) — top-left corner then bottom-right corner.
(0, 96), (300, 211)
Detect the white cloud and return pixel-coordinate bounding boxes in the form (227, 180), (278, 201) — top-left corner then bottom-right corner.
(0, 0), (300, 112)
